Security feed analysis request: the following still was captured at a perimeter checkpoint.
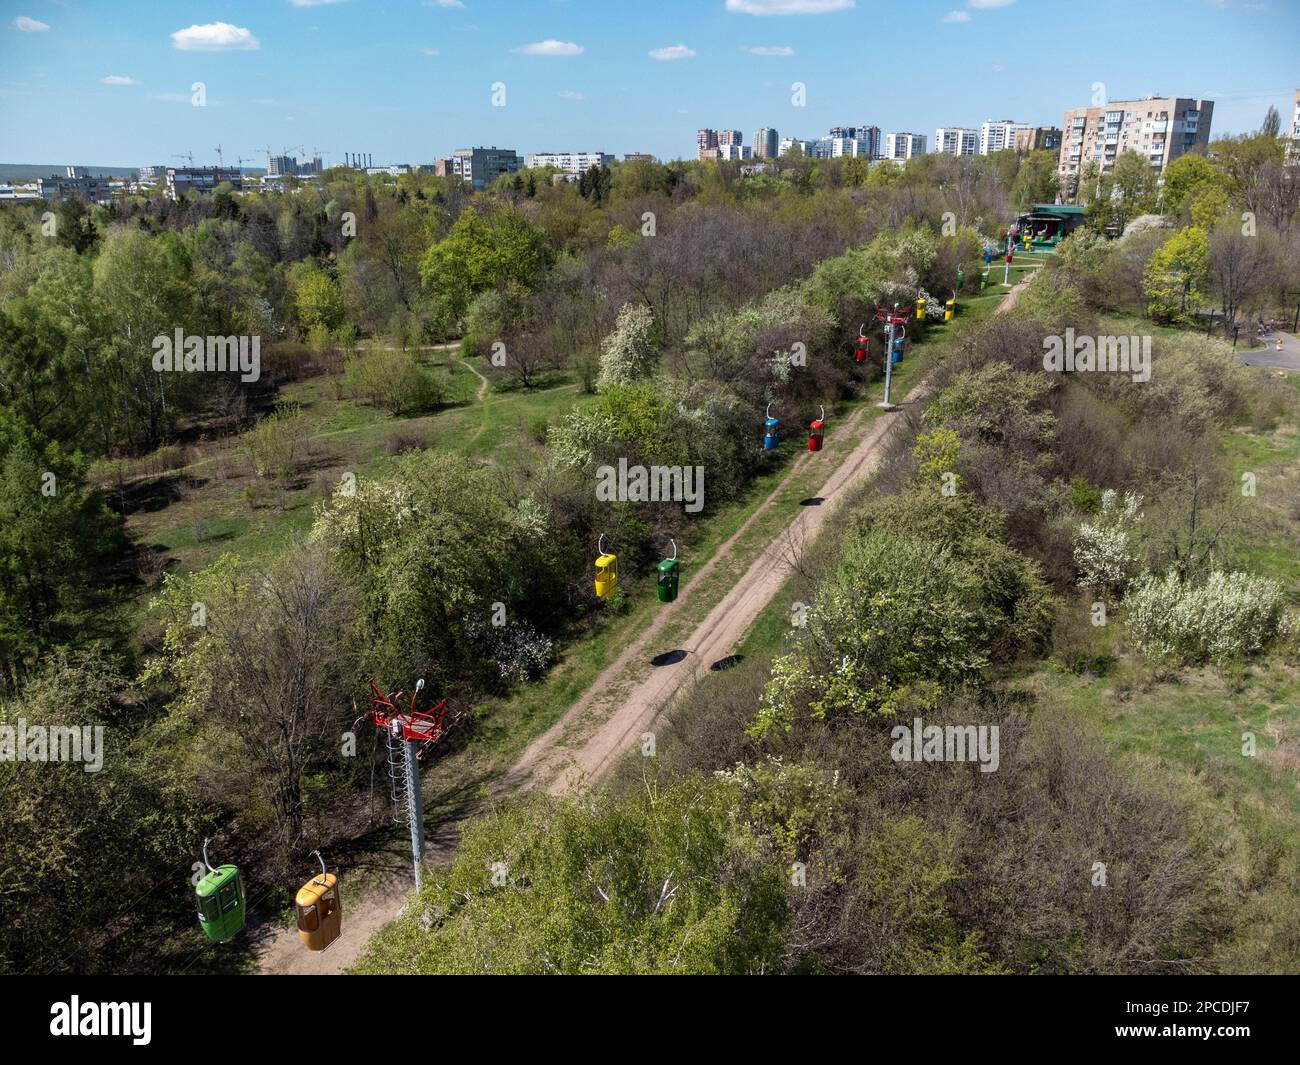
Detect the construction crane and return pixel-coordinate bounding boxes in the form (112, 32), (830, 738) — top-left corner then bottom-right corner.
(171, 151), (195, 167)
(213, 143), (224, 167)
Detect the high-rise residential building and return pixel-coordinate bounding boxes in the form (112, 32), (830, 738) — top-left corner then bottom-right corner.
(812, 136), (871, 159)
(717, 130), (743, 147)
(697, 129), (719, 157)
(1057, 96), (1214, 187)
(753, 128), (780, 159)
(1289, 90), (1300, 163)
(933, 127), (979, 156)
(1012, 127), (1063, 154)
(979, 119), (1031, 155)
(828, 125), (881, 158)
(452, 146), (523, 189)
(884, 132), (926, 161)
(718, 143), (754, 161)
(777, 137), (814, 157)
(165, 167), (242, 201)
(525, 152), (614, 173)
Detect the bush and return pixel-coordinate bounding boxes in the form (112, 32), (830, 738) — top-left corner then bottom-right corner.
(239, 402), (309, 481)
(344, 347), (444, 415)
(1125, 569), (1292, 664)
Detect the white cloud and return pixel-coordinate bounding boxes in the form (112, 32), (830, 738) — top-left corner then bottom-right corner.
(512, 39), (582, 55)
(289, 0), (349, 7)
(423, 0), (465, 7)
(13, 16), (50, 32)
(170, 22), (260, 52)
(725, 0), (853, 14)
(421, 47), (440, 55)
(943, 10), (971, 21)
(745, 45), (794, 55)
(102, 75), (139, 86)
(649, 43), (696, 60)
(969, 0), (1016, 7)
(558, 89), (585, 101)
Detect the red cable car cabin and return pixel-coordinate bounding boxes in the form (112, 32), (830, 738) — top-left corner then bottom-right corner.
(808, 406), (825, 452)
(855, 326), (869, 363)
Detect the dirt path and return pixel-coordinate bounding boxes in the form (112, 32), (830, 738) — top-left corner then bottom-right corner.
(254, 280), (1034, 974)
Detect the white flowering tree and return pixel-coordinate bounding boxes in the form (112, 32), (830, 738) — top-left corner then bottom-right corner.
(597, 302), (658, 391)
(1073, 489), (1144, 595)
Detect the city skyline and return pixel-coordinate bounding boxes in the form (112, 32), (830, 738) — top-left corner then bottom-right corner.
(1, 0), (1297, 169)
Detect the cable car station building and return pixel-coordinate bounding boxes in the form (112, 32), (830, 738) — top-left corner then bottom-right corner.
(1014, 203), (1086, 250)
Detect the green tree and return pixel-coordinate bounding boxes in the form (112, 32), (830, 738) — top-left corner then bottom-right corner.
(1010, 149), (1060, 208)
(1143, 226), (1209, 323)
(419, 206), (549, 336)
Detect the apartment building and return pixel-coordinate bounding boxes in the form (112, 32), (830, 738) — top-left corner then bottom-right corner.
(37, 168), (113, 202)
(829, 125), (881, 158)
(165, 166), (242, 201)
(933, 127), (979, 156)
(1289, 90), (1300, 163)
(1057, 96), (1214, 186)
(884, 132), (926, 161)
(697, 129), (742, 160)
(452, 146), (523, 190)
(777, 137), (814, 157)
(1012, 126), (1063, 153)
(753, 128), (780, 159)
(716, 143), (753, 161)
(525, 152), (614, 173)
(980, 119), (1030, 155)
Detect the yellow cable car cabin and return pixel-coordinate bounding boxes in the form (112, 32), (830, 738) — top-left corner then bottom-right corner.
(296, 855), (342, 952)
(594, 551), (618, 598)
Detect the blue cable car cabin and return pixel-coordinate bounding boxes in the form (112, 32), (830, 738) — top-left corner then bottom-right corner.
(763, 403), (780, 450)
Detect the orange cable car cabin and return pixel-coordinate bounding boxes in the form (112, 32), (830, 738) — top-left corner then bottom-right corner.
(295, 851), (342, 952)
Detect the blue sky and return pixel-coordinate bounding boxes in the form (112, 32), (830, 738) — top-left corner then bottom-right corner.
(1, 0), (1297, 168)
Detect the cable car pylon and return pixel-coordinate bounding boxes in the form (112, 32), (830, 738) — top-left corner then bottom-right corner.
(362, 677), (449, 893)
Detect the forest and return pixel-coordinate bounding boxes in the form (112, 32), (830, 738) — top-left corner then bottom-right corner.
(1, 127), (1298, 974)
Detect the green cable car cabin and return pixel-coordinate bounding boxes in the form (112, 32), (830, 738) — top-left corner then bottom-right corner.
(196, 862), (246, 944)
(657, 557), (679, 603)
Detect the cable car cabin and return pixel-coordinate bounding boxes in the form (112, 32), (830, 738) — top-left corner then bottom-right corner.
(854, 333), (868, 363)
(944, 299), (955, 322)
(196, 864), (245, 944)
(808, 417), (825, 452)
(891, 336), (905, 364)
(594, 551), (618, 598)
(915, 298), (926, 320)
(763, 416), (781, 451)
(296, 872), (342, 952)
(657, 557), (680, 603)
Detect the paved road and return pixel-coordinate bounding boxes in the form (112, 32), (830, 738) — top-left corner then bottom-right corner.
(1239, 330), (1300, 371)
